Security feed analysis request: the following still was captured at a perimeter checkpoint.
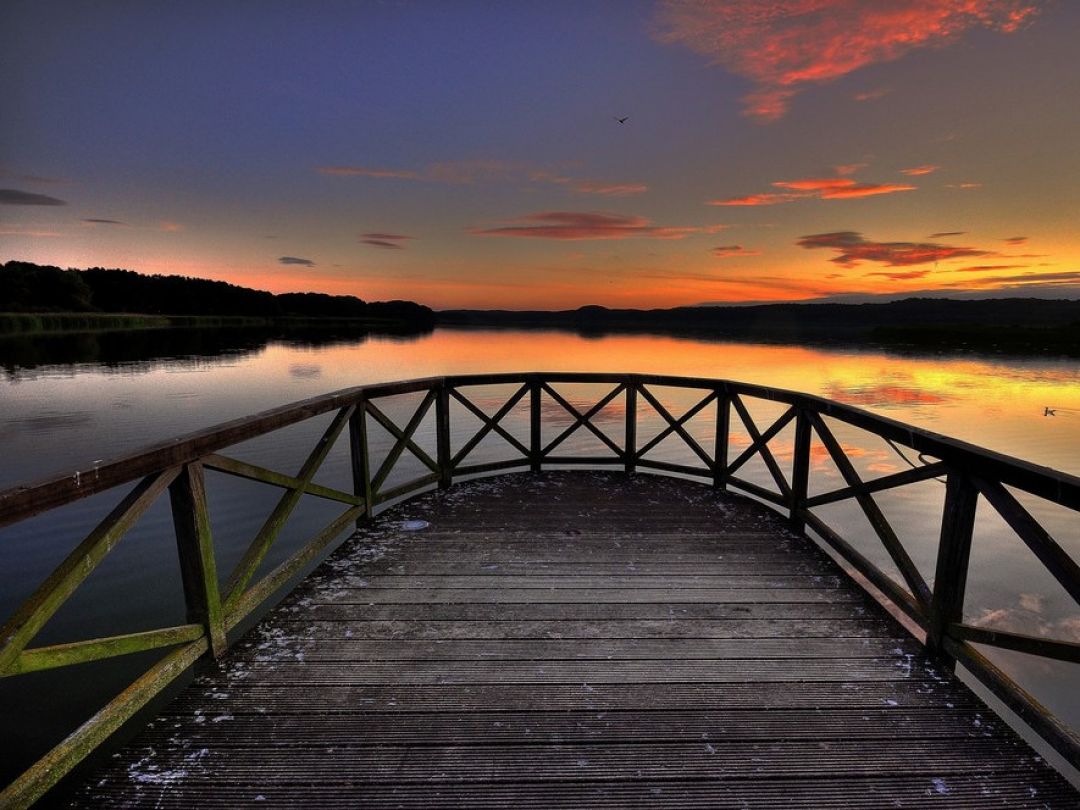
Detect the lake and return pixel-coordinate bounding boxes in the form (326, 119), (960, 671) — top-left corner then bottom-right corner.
(2, 326), (1078, 786)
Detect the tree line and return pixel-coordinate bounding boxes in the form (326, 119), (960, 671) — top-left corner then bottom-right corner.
(0, 261), (434, 325)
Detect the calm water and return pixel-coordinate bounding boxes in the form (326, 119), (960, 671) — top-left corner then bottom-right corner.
(2, 327), (1079, 785)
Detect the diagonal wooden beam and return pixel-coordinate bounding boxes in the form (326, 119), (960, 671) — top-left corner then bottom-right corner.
(972, 476), (1080, 608)
(809, 412), (932, 608)
(367, 391), (439, 492)
(203, 454), (363, 506)
(0, 467), (179, 675)
(727, 396), (795, 499)
(805, 461), (949, 508)
(450, 383), (530, 467)
(635, 386), (716, 468)
(541, 383), (625, 458)
(223, 404), (355, 612)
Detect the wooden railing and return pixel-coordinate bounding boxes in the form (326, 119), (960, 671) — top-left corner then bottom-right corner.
(1, 372), (1078, 805)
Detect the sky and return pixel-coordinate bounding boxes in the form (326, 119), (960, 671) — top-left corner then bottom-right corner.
(1, 0), (1078, 310)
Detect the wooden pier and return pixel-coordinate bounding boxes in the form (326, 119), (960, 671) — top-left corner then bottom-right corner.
(71, 473), (1075, 806)
(1, 374), (1077, 807)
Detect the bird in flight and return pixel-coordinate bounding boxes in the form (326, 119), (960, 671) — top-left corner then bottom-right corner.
(1044, 407), (1056, 416)
(614, 116), (629, 124)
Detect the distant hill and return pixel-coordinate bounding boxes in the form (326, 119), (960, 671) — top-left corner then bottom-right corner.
(438, 299), (1080, 356)
(0, 260), (434, 326)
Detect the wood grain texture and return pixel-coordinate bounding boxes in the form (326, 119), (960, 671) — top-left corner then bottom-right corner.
(71, 471), (1077, 808)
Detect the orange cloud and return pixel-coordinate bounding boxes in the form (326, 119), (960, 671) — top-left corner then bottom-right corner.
(901, 164), (940, 176)
(946, 182), (982, 189)
(469, 212), (727, 241)
(710, 192), (801, 207)
(711, 175), (914, 205)
(865, 269), (932, 280)
(798, 230), (992, 267)
(952, 263), (1028, 272)
(655, 0), (1038, 121)
(711, 244), (761, 258)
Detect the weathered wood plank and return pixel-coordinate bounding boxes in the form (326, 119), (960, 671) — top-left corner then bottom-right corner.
(73, 776), (1080, 810)
(165, 680), (980, 714)
(253, 617), (901, 639)
(140, 708), (1002, 746)
(216, 658), (943, 685)
(228, 637), (918, 663)
(68, 471), (1077, 809)
(293, 602), (879, 621)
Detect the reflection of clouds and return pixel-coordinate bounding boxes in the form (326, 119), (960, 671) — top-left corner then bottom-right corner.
(971, 595), (1080, 643)
(1019, 593), (1044, 613)
(542, 397), (624, 425)
(289, 364), (322, 379)
(825, 382), (949, 408)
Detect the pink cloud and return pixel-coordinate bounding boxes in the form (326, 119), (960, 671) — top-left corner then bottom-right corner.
(834, 163), (868, 176)
(655, 0), (1039, 121)
(798, 230), (992, 267)
(853, 87), (891, 102)
(901, 164), (940, 176)
(469, 212), (724, 241)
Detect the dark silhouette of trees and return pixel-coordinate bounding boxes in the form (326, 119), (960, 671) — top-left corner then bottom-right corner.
(0, 261), (94, 311)
(0, 261), (434, 326)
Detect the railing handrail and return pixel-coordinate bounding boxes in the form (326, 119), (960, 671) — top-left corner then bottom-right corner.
(3, 372), (1077, 529)
(1, 371), (1078, 807)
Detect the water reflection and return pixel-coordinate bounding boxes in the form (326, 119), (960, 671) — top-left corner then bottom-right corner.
(0, 323), (432, 379)
(0, 327), (1077, 789)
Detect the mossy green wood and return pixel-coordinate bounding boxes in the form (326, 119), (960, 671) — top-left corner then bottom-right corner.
(366, 390), (438, 493)
(222, 404), (355, 613)
(170, 462), (227, 658)
(203, 453), (363, 506)
(0, 468), (179, 675)
(0, 639), (208, 809)
(9, 625), (204, 675)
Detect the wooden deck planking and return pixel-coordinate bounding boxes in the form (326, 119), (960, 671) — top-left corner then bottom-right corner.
(72, 471), (1077, 808)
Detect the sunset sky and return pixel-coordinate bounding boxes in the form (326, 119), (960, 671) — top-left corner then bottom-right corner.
(2, 0), (1078, 310)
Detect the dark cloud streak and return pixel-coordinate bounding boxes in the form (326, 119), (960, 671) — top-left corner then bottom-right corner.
(0, 188), (67, 206)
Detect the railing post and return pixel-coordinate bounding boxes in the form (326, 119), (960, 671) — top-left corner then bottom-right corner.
(530, 377), (542, 473)
(349, 399), (373, 524)
(713, 388), (730, 489)
(927, 469), (980, 669)
(789, 406), (811, 532)
(436, 380), (452, 489)
(169, 462), (226, 659)
(624, 379), (637, 474)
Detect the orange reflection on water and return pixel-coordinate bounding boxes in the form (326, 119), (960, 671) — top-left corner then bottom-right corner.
(237, 328), (1080, 476)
